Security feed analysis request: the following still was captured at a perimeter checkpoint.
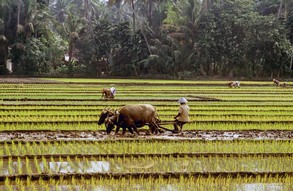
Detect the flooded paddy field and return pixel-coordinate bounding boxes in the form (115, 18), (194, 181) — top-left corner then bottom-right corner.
(0, 78), (293, 190)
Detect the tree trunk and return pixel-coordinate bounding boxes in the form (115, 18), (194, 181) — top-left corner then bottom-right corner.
(277, 0), (284, 18)
(68, 41), (73, 63)
(16, 0), (22, 37)
(132, 63), (139, 77)
(0, 35), (8, 74)
(141, 28), (152, 55)
(84, 0), (95, 39)
(131, 0), (135, 31)
(148, 0), (152, 25)
(199, 63), (207, 76)
(201, 0), (209, 13)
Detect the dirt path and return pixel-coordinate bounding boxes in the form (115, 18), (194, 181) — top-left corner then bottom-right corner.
(0, 130), (292, 141)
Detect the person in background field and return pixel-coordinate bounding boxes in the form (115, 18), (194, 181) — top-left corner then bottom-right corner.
(110, 87), (116, 97)
(227, 81), (240, 88)
(101, 87), (116, 99)
(273, 79), (280, 87)
(173, 97), (190, 133)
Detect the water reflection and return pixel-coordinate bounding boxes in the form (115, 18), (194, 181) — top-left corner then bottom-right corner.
(46, 161), (110, 173)
(236, 183), (284, 191)
(0, 156), (292, 175)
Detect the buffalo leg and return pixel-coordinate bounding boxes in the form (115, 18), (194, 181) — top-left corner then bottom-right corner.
(122, 127), (126, 135)
(131, 126), (139, 135)
(121, 126), (133, 135)
(149, 122), (159, 134)
(115, 126), (121, 134)
(127, 127), (134, 134)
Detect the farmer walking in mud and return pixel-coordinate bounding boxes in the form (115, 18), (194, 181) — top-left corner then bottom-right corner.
(173, 97), (189, 133)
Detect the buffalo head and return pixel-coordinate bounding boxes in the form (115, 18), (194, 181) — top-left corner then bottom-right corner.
(105, 115), (116, 134)
(97, 108), (114, 125)
(104, 111), (119, 134)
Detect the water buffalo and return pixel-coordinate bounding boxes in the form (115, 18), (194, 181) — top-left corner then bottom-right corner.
(98, 104), (161, 135)
(97, 108), (115, 125)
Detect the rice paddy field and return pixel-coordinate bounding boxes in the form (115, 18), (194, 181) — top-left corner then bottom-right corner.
(0, 77), (292, 190)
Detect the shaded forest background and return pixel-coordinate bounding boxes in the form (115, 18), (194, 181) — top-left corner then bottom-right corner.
(1, 0), (293, 79)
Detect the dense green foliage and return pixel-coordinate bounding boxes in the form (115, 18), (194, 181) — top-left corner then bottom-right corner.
(1, 0), (293, 78)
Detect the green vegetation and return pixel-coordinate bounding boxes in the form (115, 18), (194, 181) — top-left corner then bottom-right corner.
(0, 140), (292, 156)
(1, 1), (293, 78)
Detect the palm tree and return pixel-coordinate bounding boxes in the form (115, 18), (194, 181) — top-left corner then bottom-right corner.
(0, 35), (8, 74)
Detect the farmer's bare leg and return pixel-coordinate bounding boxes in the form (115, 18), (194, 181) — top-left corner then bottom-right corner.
(173, 123), (179, 133)
(179, 122), (186, 132)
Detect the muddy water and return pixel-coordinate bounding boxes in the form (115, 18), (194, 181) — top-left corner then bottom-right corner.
(0, 130), (292, 141)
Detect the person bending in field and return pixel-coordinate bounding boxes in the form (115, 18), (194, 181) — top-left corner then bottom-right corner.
(173, 97), (190, 133)
(273, 79), (280, 87)
(101, 87), (116, 99)
(227, 81), (240, 88)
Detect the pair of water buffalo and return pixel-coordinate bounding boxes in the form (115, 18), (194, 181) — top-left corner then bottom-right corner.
(98, 104), (161, 135)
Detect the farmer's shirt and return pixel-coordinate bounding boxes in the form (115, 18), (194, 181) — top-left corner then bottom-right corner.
(110, 87), (116, 96)
(177, 104), (189, 122)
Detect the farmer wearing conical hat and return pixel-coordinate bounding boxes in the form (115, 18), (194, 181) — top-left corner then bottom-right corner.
(173, 97), (190, 133)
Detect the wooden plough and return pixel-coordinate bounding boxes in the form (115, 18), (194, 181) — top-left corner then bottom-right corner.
(156, 120), (178, 133)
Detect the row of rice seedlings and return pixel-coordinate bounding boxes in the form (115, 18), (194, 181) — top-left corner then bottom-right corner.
(3, 104), (293, 117)
(3, 113), (293, 122)
(1, 115), (293, 123)
(4, 88), (292, 95)
(2, 94), (293, 102)
(0, 83), (290, 90)
(0, 82), (290, 93)
(2, 109), (293, 118)
(40, 78), (293, 86)
(3, 89), (293, 97)
(0, 83), (289, 90)
(4, 100), (293, 108)
(181, 121), (293, 130)
(0, 115), (97, 122)
(1, 120), (293, 131)
(1, 87), (292, 99)
(0, 155), (292, 175)
(4, 104), (293, 111)
(2, 175), (292, 191)
(0, 140), (292, 156)
(0, 113), (293, 125)
(0, 122), (104, 131)
(3, 113), (293, 120)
